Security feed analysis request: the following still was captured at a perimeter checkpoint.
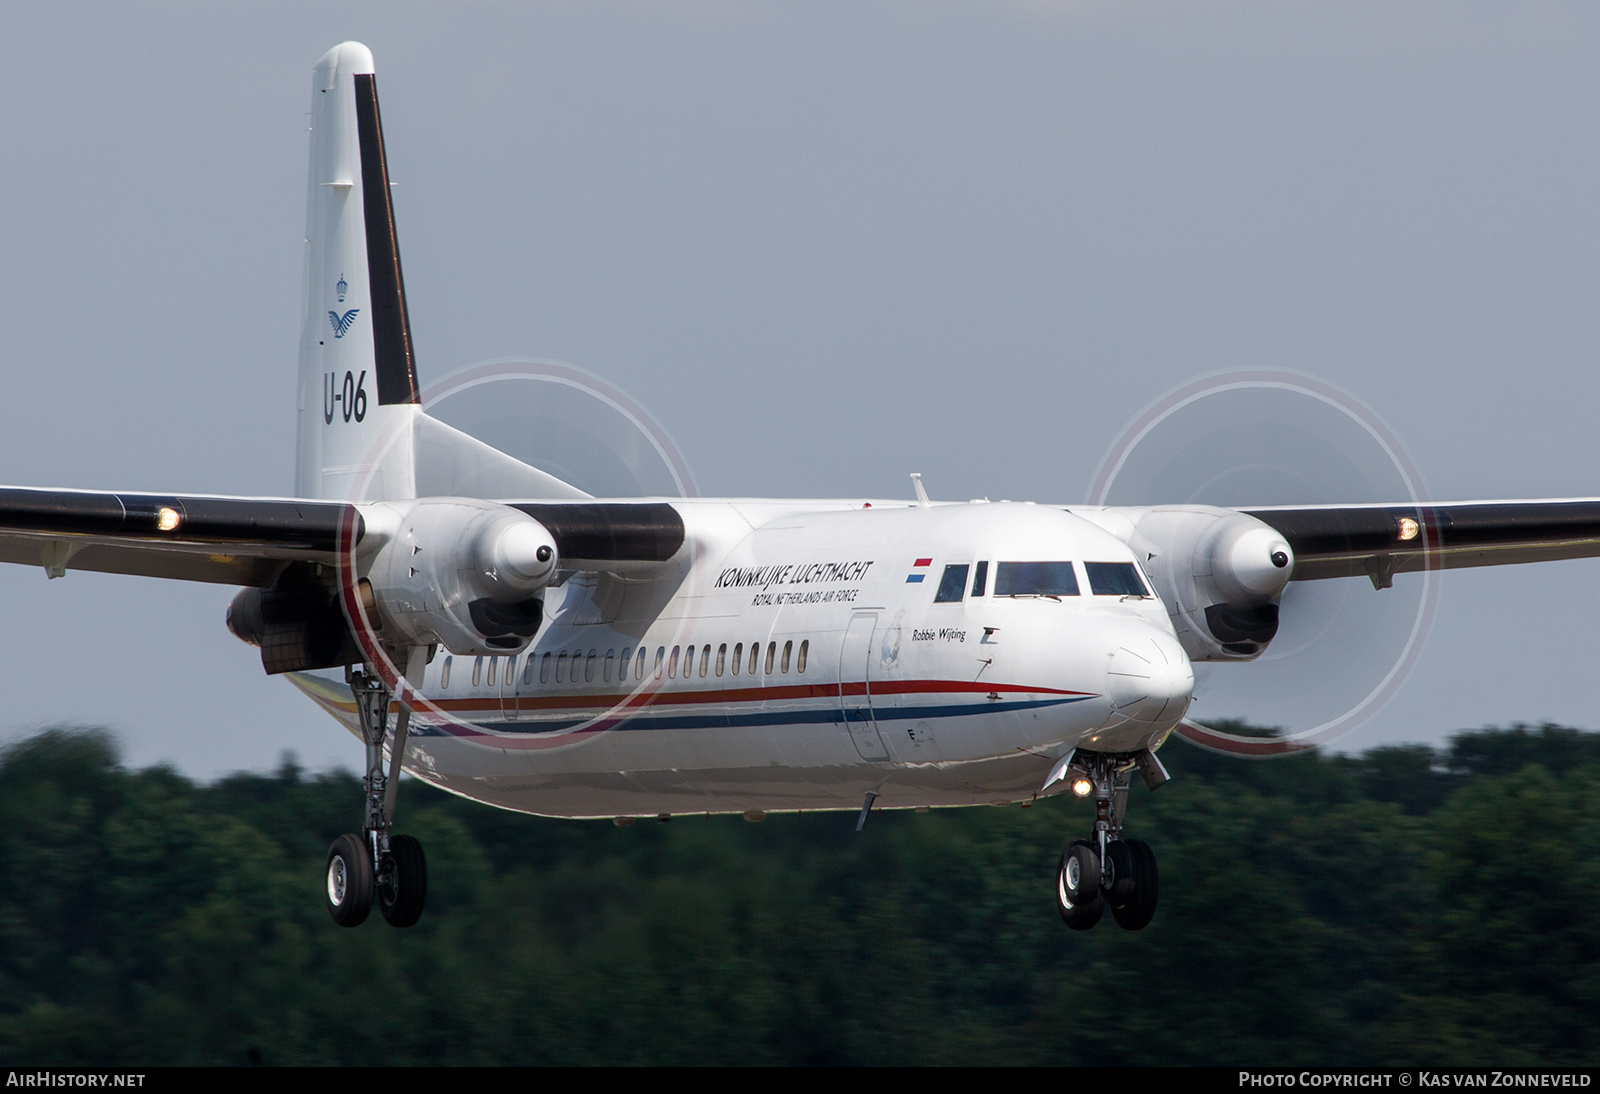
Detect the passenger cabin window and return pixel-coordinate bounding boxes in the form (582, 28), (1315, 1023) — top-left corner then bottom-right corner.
(472, 657), (483, 688)
(538, 652), (550, 684)
(1085, 562), (1151, 598)
(748, 643), (760, 675)
(669, 646), (681, 679)
(971, 560), (989, 597)
(781, 641), (792, 673)
(934, 564), (970, 603)
(619, 648), (632, 679)
(441, 656), (453, 690)
(765, 642), (776, 674)
(995, 562), (1080, 597)
(604, 649), (615, 682)
(797, 639), (809, 673)
(716, 644), (727, 676)
(556, 652), (568, 683)
(585, 649), (597, 683)
(654, 647), (665, 679)
(732, 643), (743, 675)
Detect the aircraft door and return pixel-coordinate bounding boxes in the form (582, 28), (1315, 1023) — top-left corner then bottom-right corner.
(840, 612), (891, 762)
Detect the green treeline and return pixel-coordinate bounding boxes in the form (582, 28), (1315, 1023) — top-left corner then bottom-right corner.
(1, 724), (1598, 1066)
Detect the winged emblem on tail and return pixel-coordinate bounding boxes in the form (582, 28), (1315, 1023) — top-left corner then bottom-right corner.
(328, 308), (361, 338)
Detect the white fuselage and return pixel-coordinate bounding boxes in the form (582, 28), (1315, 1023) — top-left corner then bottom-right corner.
(291, 499), (1194, 819)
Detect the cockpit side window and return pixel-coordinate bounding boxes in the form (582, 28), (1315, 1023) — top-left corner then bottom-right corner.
(1085, 561), (1151, 597)
(934, 564), (969, 603)
(970, 560), (988, 597)
(994, 562), (1080, 597)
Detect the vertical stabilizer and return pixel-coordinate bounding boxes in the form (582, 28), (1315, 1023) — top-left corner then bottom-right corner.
(296, 42), (421, 501)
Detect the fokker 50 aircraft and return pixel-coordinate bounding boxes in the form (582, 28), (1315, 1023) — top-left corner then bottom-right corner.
(6, 42), (1599, 932)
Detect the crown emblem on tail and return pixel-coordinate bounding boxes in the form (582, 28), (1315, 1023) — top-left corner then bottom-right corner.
(336, 273), (348, 302)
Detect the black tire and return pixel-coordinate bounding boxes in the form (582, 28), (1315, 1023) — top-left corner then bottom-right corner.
(326, 833), (373, 928)
(1063, 891), (1105, 931)
(1104, 839), (1137, 909)
(1055, 841), (1104, 930)
(1060, 840), (1101, 903)
(1110, 839), (1159, 931)
(378, 834), (428, 928)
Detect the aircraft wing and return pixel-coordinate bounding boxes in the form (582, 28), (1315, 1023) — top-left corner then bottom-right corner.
(1243, 499), (1600, 583)
(6, 483), (1600, 592)
(0, 486), (353, 587)
(0, 486), (690, 589)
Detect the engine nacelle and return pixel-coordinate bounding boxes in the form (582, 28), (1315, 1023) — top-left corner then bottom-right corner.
(227, 562), (364, 675)
(362, 498), (560, 656)
(1091, 506), (1294, 662)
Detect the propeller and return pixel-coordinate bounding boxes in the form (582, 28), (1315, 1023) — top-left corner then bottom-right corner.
(1087, 371), (1438, 756)
(333, 357), (703, 743)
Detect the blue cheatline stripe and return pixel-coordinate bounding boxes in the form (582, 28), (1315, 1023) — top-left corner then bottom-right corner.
(407, 694), (1093, 738)
(905, 574), (925, 583)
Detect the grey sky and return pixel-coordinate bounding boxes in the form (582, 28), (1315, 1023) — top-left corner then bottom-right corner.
(0, 2), (1595, 778)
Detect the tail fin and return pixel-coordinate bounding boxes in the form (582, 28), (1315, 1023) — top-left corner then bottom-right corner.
(296, 42), (421, 501)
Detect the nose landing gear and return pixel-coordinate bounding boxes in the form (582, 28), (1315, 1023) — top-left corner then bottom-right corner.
(1053, 750), (1164, 932)
(325, 662), (429, 929)
(1057, 839), (1105, 930)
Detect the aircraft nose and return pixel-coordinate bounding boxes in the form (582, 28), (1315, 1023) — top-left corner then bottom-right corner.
(1105, 629), (1194, 725)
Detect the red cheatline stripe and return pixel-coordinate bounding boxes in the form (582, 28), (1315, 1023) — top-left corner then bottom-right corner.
(377, 678), (1094, 715)
(913, 557), (932, 567)
(309, 677), (1094, 716)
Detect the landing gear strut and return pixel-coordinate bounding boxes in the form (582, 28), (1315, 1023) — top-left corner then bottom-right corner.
(1054, 750), (1162, 932)
(326, 662), (428, 928)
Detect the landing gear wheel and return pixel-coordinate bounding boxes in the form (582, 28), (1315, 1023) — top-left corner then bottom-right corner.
(1061, 890), (1105, 931)
(1105, 839), (1137, 908)
(1056, 841), (1105, 931)
(1060, 840), (1101, 903)
(378, 834), (428, 928)
(326, 833), (373, 928)
(1108, 838), (1158, 931)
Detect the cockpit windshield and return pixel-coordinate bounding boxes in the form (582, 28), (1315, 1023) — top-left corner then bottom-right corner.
(994, 562), (1080, 597)
(1085, 561), (1151, 597)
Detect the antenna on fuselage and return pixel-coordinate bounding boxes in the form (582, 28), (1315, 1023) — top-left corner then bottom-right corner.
(855, 791), (879, 832)
(910, 473), (931, 508)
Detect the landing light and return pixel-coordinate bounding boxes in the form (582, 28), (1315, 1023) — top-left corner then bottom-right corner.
(156, 507), (181, 532)
(1071, 778), (1093, 798)
(1397, 516), (1420, 541)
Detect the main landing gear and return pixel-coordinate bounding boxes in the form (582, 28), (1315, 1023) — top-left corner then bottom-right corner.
(326, 664), (428, 929)
(1055, 750), (1163, 932)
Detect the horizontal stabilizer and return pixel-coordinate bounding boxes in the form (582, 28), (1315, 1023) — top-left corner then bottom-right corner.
(412, 412), (589, 501)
